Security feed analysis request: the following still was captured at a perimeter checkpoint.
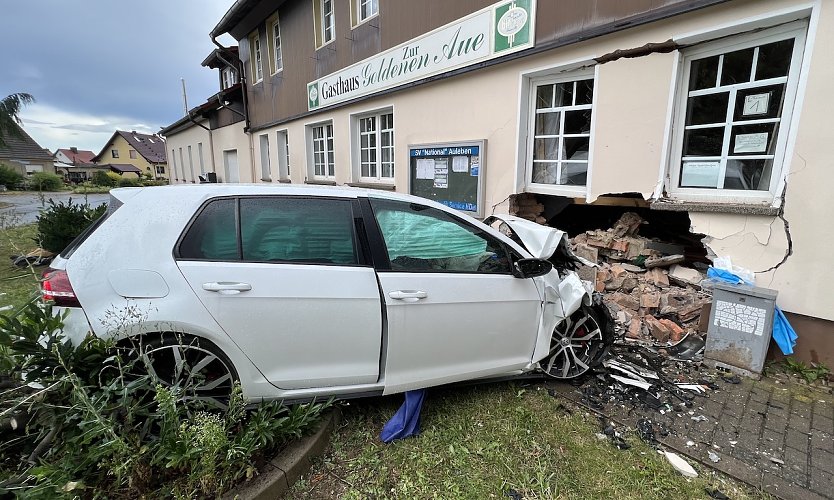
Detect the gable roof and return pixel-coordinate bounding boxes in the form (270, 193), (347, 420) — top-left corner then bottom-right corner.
(92, 130), (167, 163)
(0, 122), (54, 162)
(56, 148), (96, 164)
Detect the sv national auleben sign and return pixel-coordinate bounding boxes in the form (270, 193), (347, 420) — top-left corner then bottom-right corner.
(307, 0), (535, 111)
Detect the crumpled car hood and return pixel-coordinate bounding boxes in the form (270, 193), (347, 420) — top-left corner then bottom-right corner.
(487, 214), (570, 260)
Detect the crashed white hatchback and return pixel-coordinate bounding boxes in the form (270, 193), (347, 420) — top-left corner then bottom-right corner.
(43, 185), (612, 403)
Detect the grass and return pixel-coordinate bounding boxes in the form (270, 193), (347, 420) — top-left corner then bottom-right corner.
(0, 222), (42, 310)
(292, 382), (767, 499)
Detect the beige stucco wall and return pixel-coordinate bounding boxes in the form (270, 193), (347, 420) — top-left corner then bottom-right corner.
(164, 121), (252, 184)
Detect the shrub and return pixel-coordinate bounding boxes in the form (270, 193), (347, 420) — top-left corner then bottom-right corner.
(118, 177), (141, 187)
(91, 170), (116, 187)
(29, 172), (63, 191)
(35, 198), (107, 253)
(0, 301), (330, 498)
(0, 163), (23, 189)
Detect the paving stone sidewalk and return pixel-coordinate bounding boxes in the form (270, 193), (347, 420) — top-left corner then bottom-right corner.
(551, 375), (834, 500)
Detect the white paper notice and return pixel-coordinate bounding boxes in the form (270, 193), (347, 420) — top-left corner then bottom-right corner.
(681, 161), (720, 188)
(433, 159), (449, 188)
(742, 93), (770, 116)
(733, 133), (768, 154)
(452, 156), (469, 173)
(416, 159), (434, 180)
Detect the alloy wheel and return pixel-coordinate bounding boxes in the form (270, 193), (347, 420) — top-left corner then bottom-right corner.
(541, 306), (605, 379)
(142, 342), (235, 408)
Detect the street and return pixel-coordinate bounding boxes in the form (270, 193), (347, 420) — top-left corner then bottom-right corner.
(0, 191), (110, 226)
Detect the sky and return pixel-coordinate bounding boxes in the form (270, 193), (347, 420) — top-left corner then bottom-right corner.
(1, 0), (236, 154)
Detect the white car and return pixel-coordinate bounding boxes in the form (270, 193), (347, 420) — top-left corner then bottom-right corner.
(42, 185), (612, 404)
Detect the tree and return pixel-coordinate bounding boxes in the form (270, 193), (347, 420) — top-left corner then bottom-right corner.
(0, 93), (35, 148)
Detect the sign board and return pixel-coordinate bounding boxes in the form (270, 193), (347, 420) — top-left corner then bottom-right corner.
(409, 141), (486, 217)
(307, 0), (536, 110)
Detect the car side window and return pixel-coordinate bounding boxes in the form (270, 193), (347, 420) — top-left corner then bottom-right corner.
(370, 199), (511, 274)
(240, 197), (358, 265)
(178, 198), (239, 260)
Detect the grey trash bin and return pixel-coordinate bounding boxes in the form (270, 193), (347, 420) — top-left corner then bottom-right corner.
(704, 281), (778, 378)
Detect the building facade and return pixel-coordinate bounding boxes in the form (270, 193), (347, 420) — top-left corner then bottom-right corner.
(180, 0), (831, 363)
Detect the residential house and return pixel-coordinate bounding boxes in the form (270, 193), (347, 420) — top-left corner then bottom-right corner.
(200, 0), (833, 365)
(53, 147), (104, 183)
(0, 122), (55, 177)
(91, 130), (168, 180)
(161, 47), (250, 183)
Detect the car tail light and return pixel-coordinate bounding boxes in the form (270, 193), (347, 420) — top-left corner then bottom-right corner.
(41, 268), (81, 307)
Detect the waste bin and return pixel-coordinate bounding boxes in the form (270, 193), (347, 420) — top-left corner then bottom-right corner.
(704, 281), (778, 378)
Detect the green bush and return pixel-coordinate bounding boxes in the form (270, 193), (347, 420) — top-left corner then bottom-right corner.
(91, 170), (116, 187)
(0, 301), (330, 498)
(35, 198), (107, 253)
(141, 179), (168, 187)
(0, 163), (23, 189)
(29, 172), (63, 191)
(118, 177), (141, 187)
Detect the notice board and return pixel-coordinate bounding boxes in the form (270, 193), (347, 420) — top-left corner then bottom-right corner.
(408, 140), (486, 218)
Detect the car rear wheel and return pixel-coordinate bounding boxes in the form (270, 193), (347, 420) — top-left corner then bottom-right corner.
(139, 334), (238, 408)
(540, 304), (610, 379)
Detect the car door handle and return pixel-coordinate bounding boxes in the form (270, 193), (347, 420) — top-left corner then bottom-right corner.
(388, 290), (427, 301)
(202, 282), (252, 294)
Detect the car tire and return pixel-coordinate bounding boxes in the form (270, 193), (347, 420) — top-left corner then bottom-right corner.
(540, 302), (613, 380)
(136, 333), (239, 408)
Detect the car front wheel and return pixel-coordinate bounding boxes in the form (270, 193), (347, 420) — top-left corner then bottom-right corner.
(540, 303), (611, 379)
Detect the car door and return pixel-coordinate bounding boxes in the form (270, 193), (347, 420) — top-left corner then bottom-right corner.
(175, 196), (383, 390)
(367, 197), (543, 394)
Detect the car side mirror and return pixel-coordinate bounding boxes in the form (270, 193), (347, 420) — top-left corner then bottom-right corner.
(512, 258), (552, 279)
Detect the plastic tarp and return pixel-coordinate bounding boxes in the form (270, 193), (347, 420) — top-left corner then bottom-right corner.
(706, 267), (797, 355)
(380, 389), (426, 443)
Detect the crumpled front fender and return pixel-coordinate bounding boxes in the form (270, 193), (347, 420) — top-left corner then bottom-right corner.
(531, 271), (591, 363)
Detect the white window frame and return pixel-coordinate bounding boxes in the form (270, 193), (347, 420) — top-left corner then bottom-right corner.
(523, 68), (597, 197)
(111, 149), (119, 159)
(276, 130), (291, 181)
(271, 17), (283, 74)
(259, 134), (272, 181)
(221, 67), (237, 89)
(355, 0), (378, 26)
(668, 21), (807, 205)
(351, 108), (394, 184)
(307, 121), (335, 180)
(250, 33), (263, 84)
(321, 0), (335, 45)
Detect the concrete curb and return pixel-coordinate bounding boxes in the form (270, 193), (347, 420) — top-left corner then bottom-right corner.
(224, 408), (340, 500)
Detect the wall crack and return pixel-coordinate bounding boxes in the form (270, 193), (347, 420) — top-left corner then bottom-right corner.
(756, 183), (793, 274)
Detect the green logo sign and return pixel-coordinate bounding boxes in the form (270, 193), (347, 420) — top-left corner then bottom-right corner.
(494, 0), (531, 53)
(307, 82), (320, 110)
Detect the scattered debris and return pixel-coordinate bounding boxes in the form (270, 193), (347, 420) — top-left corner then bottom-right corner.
(504, 488), (524, 500)
(721, 374), (742, 385)
(705, 488), (730, 499)
(664, 451), (698, 478)
(769, 457), (785, 466)
(708, 451), (721, 463)
(691, 415), (708, 423)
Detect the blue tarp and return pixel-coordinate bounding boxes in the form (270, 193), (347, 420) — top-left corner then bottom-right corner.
(380, 389), (426, 443)
(706, 267), (797, 355)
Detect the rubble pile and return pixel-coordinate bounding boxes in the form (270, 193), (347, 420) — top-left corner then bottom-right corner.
(570, 212), (712, 348)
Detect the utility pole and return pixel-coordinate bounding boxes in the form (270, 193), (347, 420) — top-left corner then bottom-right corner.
(180, 78), (189, 116)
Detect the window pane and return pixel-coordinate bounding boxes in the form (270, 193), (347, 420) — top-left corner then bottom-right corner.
(680, 160), (719, 188)
(241, 198), (357, 264)
(553, 82), (573, 107)
(370, 199), (510, 274)
(179, 199), (238, 260)
(361, 150), (369, 163)
(532, 162), (558, 184)
(729, 123), (778, 156)
(724, 159), (773, 190)
(560, 163), (587, 185)
(533, 138), (559, 160)
(535, 111), (560, 135)
(733, 84), (785, 121)
(683, 127), (724, 156)
(756, 38), (794, 80)
(575, 79), (594, 105)
(720, 48), (755, 86)
(689, 55), (719, 90)
(562, 137), (589, 161)
(686, 92), (729, 125)
(535, 84), (553, 109)
(564, 110), (592, 134)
